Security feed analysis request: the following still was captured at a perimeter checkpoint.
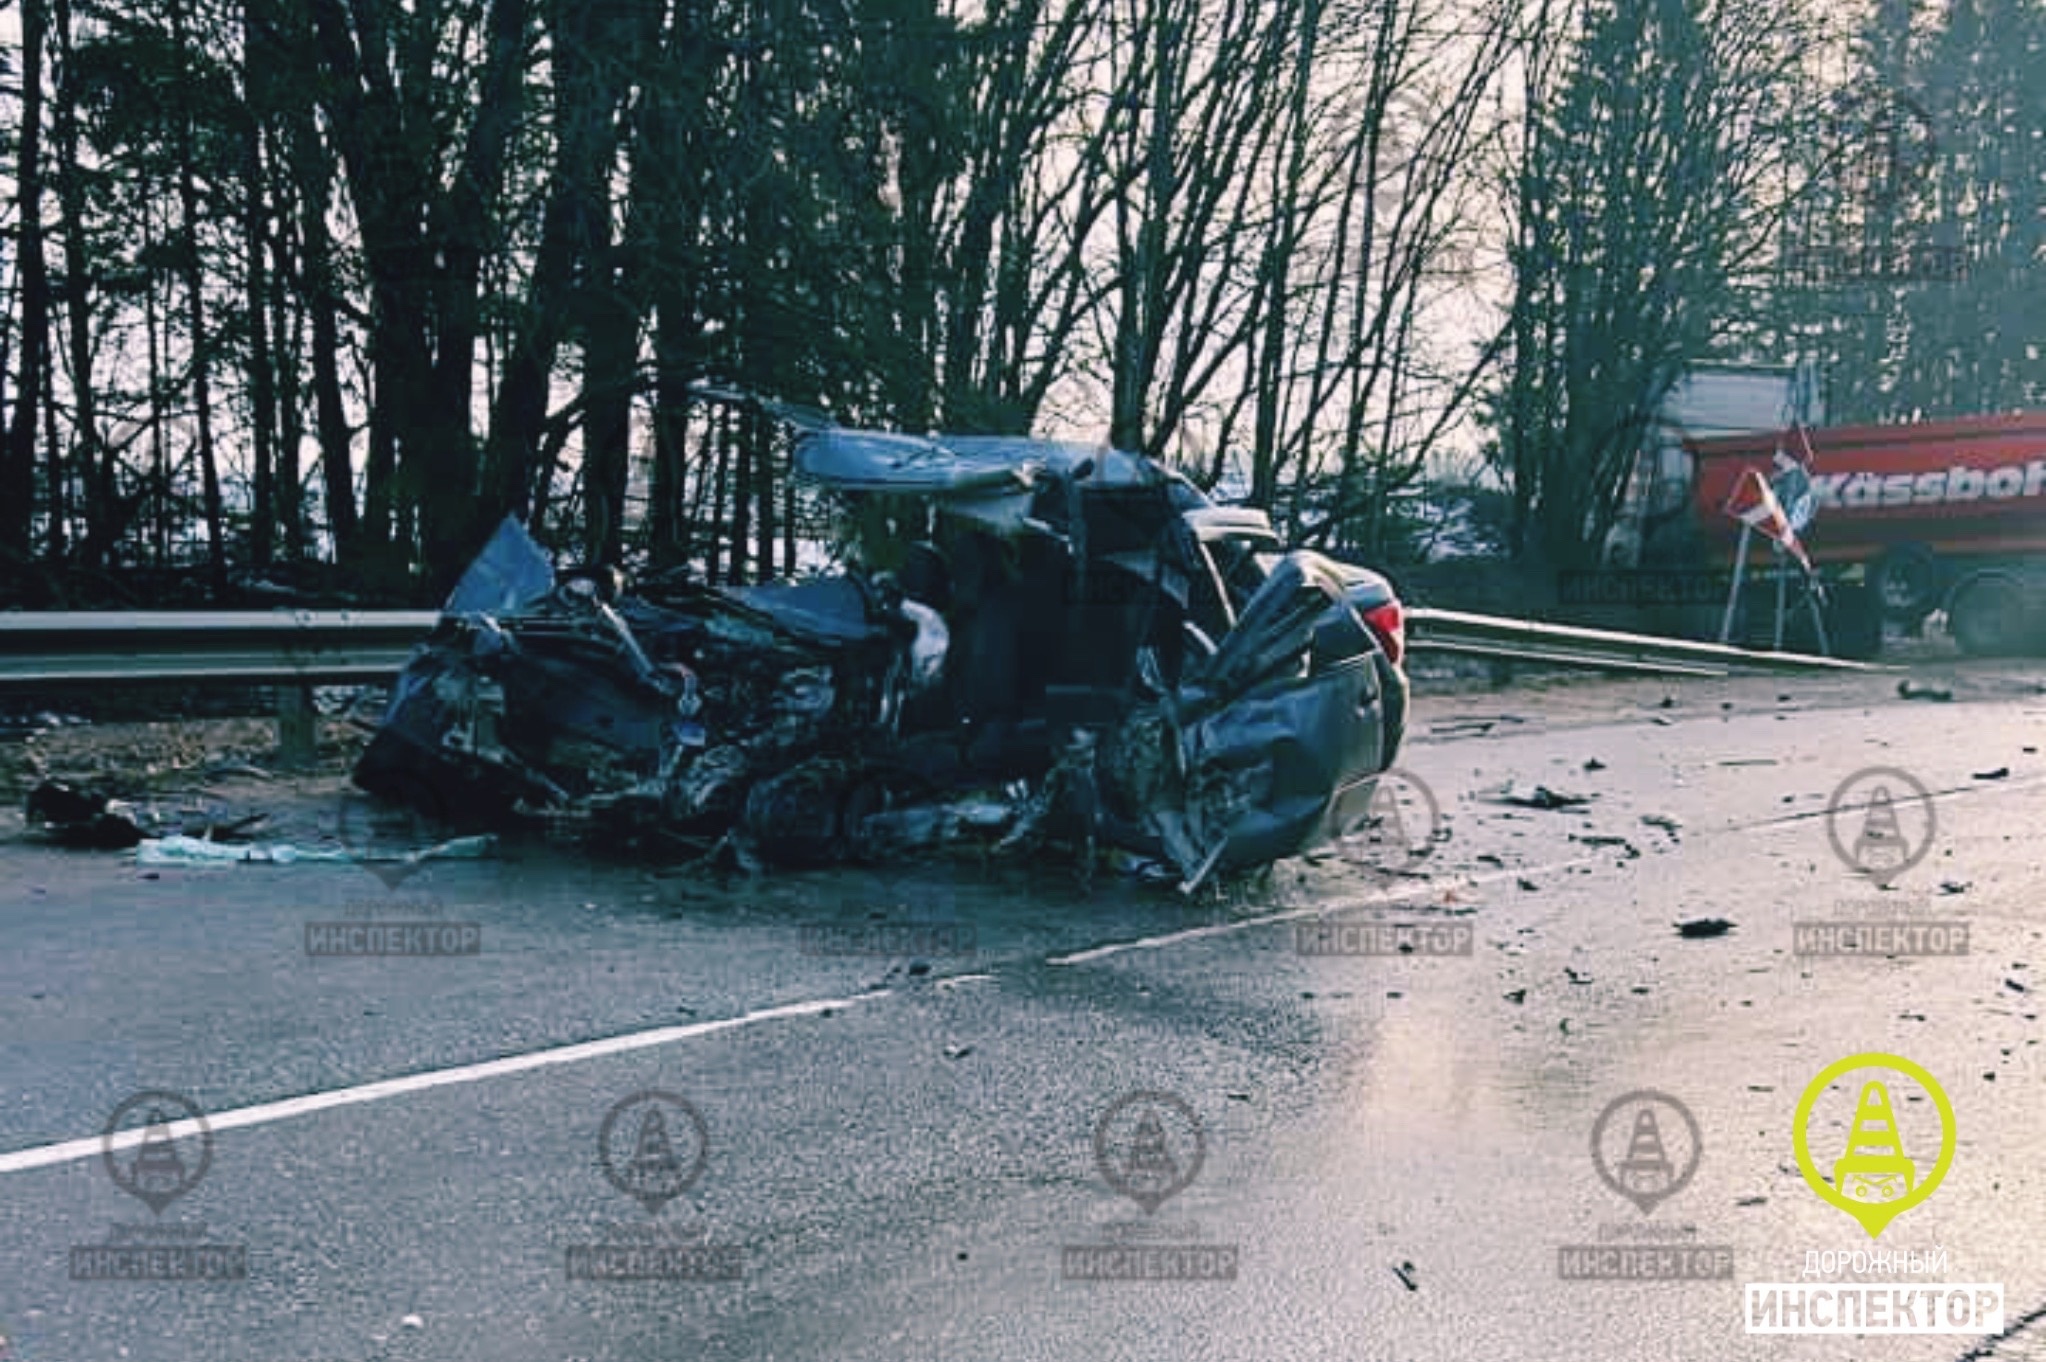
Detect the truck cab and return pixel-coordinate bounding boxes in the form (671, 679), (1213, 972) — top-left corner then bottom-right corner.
(1603, 364), (1822, 572)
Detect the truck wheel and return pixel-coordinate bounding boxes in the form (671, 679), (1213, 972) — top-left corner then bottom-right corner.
(1870, 545), (1943, 624)
(1948, 573), (2034, 657)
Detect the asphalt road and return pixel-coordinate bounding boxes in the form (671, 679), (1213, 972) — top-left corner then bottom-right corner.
(3, 670), (2045, 1361)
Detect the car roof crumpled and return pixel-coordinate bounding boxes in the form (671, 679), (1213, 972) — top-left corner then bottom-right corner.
(794, 428), (1193, 537)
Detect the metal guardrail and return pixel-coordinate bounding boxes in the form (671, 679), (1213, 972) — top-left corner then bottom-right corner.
(1406, 607), (1882, 676)
(0, 605), (1879, 692)
(0, 602), (1876, 768)
(0, 610), (440, 686)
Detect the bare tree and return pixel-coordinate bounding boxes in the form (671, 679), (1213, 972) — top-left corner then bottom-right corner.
(6, 0), (51, 555)
(1494, 0), (1812, 568)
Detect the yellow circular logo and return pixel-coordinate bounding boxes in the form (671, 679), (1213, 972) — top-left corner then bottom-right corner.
(1793, 1053), (1954, 1239)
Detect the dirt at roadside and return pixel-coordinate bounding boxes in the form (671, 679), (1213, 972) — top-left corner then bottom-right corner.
(0, 714), (365, 848)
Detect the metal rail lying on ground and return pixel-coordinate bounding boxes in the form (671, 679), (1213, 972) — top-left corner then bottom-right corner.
(1406, 607), (1882, 676)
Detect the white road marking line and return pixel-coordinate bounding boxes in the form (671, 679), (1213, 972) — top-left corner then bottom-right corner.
(1731, 772), (2046, 834)
(0, 850), (1632, 1173)
(0, 992), (885, 1177)
(1048, 858), (1598, 965)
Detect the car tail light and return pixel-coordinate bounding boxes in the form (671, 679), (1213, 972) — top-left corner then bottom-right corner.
(1361, 599), (1404, 667)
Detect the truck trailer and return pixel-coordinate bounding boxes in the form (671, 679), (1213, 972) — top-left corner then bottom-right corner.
(1677, 411), (2046, 655)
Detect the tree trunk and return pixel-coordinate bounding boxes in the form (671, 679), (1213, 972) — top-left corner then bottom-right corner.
(581, 262), (637, 567)
(175, 12), (227, 595)
(485, 0), (628, 538)
(144, 201), (169, 566)
(280, 1), (354, 564)
(273, 248), (306, 561)
(642, 2), (709, 572)
(6, 0), (50, 551)
(418, 0), (532, 591)
(243, 0), (280, 569)
(52, 0), (107, 566)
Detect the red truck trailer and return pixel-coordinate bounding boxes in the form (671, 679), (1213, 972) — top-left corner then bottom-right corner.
(1675, 410), (2046, 654)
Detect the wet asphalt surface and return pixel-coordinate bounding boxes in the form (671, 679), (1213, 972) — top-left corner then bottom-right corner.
(2, 670), (2045, 1361)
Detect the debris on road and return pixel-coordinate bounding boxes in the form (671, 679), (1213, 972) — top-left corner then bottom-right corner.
(181, 811), (271, 845)
(200, 760), (274, 782)
(1429, 716), (1524, 738)
(1392, 1261), (1419, 1292)
(132, 831), (495, 868)
(1896, 680), (1954, 702)
(1485, 782), (1592, 811)
(1640, 812), (1682, 838)
(1973, 766), (2010, 780)
(132, 834), (350, 865)
(24, 780), (150, 848)
(1573, 833), (1641, 859)
(1675, 918), (1735, 939)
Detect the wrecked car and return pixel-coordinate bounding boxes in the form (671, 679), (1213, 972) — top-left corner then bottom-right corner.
(352, 427), (1409, 890)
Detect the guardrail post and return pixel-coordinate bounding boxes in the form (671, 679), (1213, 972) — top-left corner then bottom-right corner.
(277, 683), (316, 768)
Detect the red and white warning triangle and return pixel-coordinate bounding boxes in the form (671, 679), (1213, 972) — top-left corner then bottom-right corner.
(1723, 466), (1813, 572)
